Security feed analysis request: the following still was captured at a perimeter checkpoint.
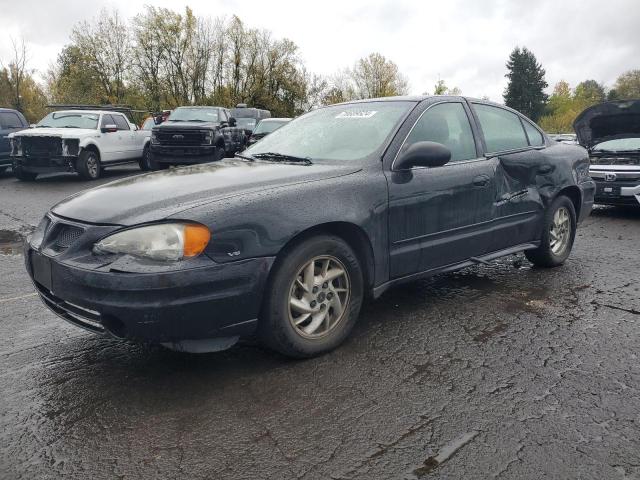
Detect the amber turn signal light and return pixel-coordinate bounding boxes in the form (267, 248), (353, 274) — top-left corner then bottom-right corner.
(183, 224), (211, 257)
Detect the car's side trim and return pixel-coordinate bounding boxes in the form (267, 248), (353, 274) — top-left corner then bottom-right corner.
(372, 242), (540, 298)
(391, 210), (539, 246)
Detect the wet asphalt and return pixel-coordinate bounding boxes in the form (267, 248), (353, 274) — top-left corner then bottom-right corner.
(1, 166), (639, 480)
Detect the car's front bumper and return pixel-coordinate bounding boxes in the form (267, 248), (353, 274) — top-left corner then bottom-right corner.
(13, 155), (78, 173)
(589, 167), (640, 206)
(24, 243), (275, 343)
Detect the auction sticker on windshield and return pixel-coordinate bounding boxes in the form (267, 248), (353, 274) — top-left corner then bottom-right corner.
(335, 111), (377, 119)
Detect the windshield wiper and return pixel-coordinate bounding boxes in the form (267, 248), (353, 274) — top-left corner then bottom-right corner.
(251, 152), (313, 165)
(167, 119), (184, 122)
(185, 119), (206, 122)
(234, 152), (255, 162)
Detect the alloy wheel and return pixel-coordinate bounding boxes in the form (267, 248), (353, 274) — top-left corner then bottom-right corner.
(287, 255), (351, 339)
(87, 154), (99, 178)
(550, 206), (571, 255)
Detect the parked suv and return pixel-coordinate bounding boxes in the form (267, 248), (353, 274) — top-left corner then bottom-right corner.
(146, 106), (246, 169)
(10, 107), (151, 181)
(231, 104), (271, 136)
(574, 100), (640, 206)
(0, 108), (29, 174)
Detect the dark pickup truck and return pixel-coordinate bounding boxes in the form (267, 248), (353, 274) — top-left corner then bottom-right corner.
(146, 106), (246, 169)
(0, 108), (29, 174)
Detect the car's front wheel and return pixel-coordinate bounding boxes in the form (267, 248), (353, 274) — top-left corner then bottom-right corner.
(139, 146), (152, 171)
(525, 195), (577, 267)
(259, 235), (364, 358)
(77, 150), (101, 180)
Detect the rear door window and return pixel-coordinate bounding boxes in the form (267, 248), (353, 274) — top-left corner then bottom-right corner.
(0, 112), (23, 129)
(473, 104), (529, 152)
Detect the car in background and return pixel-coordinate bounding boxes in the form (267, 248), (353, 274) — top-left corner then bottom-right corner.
(247, 118), (291, 147)
(231, 104), (271, 136)
(574, 99), (640, 207)
(9, 107), (151, 181)
(0, 108), (29, 175)
(549, 133), (578, 145)
(25, 96), (595, 358)
(146, 106), (246, 169)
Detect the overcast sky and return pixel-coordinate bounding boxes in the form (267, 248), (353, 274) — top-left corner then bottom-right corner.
(0, 0), (638, 101)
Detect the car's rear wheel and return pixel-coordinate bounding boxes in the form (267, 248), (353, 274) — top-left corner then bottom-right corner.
(77, 150), (101, 180)
(13, 167), (37, 181)
(525, 195), (576, 267)
(259, 235), (364, 358)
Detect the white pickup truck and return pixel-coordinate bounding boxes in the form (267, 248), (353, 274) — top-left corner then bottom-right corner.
(9, 109), (151, 181)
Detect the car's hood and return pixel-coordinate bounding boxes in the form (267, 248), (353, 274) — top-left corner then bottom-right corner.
(52, 159), (361, 225)
(573, 100), (640, 149)
(10, 128), (96, 139)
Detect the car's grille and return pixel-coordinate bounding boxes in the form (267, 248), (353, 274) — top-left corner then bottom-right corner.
(45, 222), (85, 253)
(590, 156), (640, 166)
(22, 137), (63, 157)
(156, 130), (208, 146)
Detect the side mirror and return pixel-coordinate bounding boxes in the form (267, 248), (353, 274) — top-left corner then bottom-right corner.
(101, 124), (118, 133)
(228, 117), (237, 127)
(395, 141), (451, 170)
(219, 121), (229, 128)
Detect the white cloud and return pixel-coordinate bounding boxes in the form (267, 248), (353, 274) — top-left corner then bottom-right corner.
(0, 0), (638, 100)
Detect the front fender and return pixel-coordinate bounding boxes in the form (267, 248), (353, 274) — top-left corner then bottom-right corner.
(172, 166), (390, 286)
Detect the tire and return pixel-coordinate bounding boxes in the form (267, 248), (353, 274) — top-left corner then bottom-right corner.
(211, 145), (224, 162)
(77, 150), (101, 180)
(138, 146), (151, 171)
(525, 195), (577, 268)
(0, 166), (7, 176)
(146, 151), (167, 171)
(259, 235), (364, 358)
(13, 167), (37, 181)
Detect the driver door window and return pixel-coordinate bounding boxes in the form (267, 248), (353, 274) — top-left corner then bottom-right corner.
(400, 102), (477, 162)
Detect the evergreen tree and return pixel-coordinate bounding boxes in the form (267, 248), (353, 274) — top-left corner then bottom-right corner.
(503, 47), (548, 121)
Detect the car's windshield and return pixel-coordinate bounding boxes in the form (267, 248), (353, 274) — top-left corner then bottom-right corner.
(37, 112), (99, 129)
(254, 120), (289, 135)
(236, 118), (257, 129)
(168, 108), (219, 123)
(593, 138), (640, 152)
(245, 102), (413, 161)
(141, 118), (155, 130)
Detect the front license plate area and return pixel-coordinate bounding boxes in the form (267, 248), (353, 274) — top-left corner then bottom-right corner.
(597, 184), (621, 196)
(31, 251), (52, 291)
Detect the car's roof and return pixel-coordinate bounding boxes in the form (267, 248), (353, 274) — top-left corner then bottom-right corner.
(50, 110), (121, 116)
(259, 117), (291, 122)
(175, 106), (222, 109)
(0, 108), (21, 113)
(335, 95), (491, 105)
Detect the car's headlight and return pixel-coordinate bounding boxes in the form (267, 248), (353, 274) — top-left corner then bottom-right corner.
(10, 137), (22, 155)
(151, 132), (159, 144)
(93, 223), (211, 261)
(203, 131), (213, 144)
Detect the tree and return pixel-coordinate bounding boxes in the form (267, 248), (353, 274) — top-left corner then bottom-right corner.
(611, 69), (640, 100)
(503, 47), (548, 121)
(348, 53), (408, 99)
(431, 79), (461, 96)
(574, 80), (605, 106)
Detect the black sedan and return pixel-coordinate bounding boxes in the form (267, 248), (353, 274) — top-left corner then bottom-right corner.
(24, 96), (595, 357)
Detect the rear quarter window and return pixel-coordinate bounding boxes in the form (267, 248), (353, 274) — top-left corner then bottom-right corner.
(522, 119), (545, 146)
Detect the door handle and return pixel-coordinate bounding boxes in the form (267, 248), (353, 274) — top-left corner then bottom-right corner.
(473, 174), (491, 187)
(538, 165), (553, 174)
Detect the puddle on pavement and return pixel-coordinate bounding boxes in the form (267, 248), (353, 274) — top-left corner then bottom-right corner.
(0, 230), (25, 255)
